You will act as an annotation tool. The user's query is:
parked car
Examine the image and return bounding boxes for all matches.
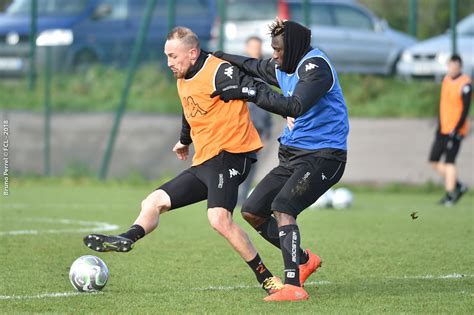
[0,0,216,77]
[397,13,474,80]
[209,0,416,75]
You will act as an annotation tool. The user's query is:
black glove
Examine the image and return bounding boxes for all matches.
[210,85,256,103]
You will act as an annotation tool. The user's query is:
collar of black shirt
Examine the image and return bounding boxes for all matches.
[184,50,209,80]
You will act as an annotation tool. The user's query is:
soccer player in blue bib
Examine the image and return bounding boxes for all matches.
[212,18,349,301]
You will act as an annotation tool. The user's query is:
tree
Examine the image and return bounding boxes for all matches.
[359,0,474,39]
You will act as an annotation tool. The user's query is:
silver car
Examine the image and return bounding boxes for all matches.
[397,13,474,80]
[209,0,416,75]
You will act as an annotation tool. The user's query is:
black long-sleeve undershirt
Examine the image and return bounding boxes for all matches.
[214,52,334,118]
[179,113,192,145]
[454,83,472,133]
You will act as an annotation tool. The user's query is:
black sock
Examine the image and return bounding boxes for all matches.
[300,249,309,265]
[246,253,273,284]
[119,224,145,242]
[255,216,281,248]
[279,224,301,286]
[255,217,308,264]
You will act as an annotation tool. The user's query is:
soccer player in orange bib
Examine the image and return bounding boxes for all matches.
[83,27,283,295]
[429,54,471,206]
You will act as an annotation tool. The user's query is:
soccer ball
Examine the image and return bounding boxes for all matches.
[331,188,353,209]
[69,255,109,292]
[310,188,334,209]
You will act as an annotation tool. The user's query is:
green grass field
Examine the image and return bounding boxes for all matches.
[1,180,473,314]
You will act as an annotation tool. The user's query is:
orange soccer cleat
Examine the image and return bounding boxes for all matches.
[299,249,322,286]
[263,284,309,302]
[262,276,284,295]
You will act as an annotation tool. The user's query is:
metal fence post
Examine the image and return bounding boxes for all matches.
[217,0,226,51]
[409,0,417,38]
[43,47,52,176]
[303,0,310,27]
[99,0,158,179]
[28,0,37,90]
[450,0,458,55]
[167,0,175,33]
[166,0,176,80]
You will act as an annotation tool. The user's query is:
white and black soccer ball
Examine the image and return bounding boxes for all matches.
[331,188,353,209]
[69,255,109,292]
[310,188,334,209]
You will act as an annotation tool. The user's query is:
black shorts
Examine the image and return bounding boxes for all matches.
[428,133,462,164]
[157,151,252,212]
[242,154,345,218]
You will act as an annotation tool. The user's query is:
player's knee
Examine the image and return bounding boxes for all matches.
[207,208,232,235]
[141,190,170,213]
[241,211,265,228]
[430,162,439,170]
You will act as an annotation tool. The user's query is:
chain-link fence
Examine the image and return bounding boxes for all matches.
[0,0,471,179]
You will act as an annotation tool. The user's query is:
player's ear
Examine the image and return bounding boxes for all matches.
[189,47,199,61]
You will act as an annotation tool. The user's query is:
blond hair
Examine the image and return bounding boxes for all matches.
[166,26,200,49]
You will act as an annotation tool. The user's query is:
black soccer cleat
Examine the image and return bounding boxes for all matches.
[452,183,469,204]
[438,193,453,206]
[83,234,134,252]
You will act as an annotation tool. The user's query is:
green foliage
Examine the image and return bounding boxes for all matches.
[340,74,442,117]
[0,64,181,114]
[359,0,474,39]
[1,65,448,117]
[1,180,473,313]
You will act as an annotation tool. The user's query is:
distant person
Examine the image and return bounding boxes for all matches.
[429,54,471,206]
[238,36,272,205]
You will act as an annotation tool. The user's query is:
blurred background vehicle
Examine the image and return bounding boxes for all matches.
[397,13,474,81]
[209,0,416,75]
[0,0,216,77]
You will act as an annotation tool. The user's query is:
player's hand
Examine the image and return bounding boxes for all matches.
[448,130,462,141]
[173,141,189,161]
[286,117,295,130]
[211,86,256,103]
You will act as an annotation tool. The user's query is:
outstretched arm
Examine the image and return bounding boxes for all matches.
[212,57,334,118]
[214,51,280,87]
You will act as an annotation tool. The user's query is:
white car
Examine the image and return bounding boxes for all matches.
[397,13,474,80]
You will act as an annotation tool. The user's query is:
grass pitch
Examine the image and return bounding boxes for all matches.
[1,179,473,314]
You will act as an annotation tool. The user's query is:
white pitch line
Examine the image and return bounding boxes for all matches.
[2,203,120,210]
[192,280,331,291]
[192,274,471,292]
[0,292,87,300]
[2,275,468,299]
[392,273,472,280]
[0,218,119,236]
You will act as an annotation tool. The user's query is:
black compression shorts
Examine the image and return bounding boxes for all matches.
[429,133,462,164]
[242,152,345,218]
[157,151,252,212]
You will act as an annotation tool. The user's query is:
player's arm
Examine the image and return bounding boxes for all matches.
[179,112,192,145]
[452,83,472,136]
[212,62,258,99]
[173,113,191,160]
[212,57,333,118]
[214,51,280,87]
